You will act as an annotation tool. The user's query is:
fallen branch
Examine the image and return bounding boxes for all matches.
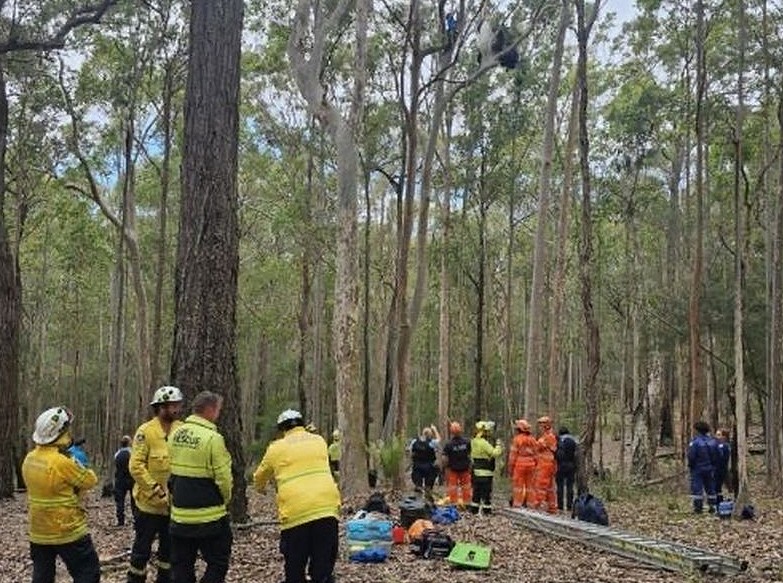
[99,550,131,565]
[640,471,687,488]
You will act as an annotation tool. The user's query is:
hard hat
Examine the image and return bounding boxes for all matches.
[332,429,341,440]
[516,419,531,432]
[277,409,303,425]
[449,421,462,435]
[150,386,184,406]
[537,415,552,426]
[32,407,73,445]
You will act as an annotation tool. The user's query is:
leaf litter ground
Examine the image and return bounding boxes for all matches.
[2,475,781,583]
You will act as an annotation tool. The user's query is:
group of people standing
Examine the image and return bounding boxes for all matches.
[407,416,578,516]
[21,389,341,583]
[688,421,731,514]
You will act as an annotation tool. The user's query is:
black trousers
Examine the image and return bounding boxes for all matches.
[115,480,136,526]
[411,463,437,490]
[170,518,233,583]
[470,475,493,513]
[556,470,575,511]
[279,517,338,583]
[128,510,171,583]
[31,535,100,583]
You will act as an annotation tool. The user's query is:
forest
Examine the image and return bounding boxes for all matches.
[0,0,783,580]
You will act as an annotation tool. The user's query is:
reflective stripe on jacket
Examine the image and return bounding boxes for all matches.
[169,415,233,525]
[22,434,98,545]
[130,417,183,515]
[254,427,340,530]
[470,436,502,478]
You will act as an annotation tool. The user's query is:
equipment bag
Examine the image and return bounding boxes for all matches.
[411,529,455,559]
[431,505,460,525]
[363,491,391,515]
[399,494,432,528]
[717,500,734,519]
[573,493,609,526]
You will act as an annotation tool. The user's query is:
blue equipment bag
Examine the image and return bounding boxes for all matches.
[573,493,609,526]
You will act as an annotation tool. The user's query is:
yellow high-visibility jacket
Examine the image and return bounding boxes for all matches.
[471,436,503,478]
[168,414,233,525]
[254,427,340,530]
[130,417,182,515]
[22,433,98,545]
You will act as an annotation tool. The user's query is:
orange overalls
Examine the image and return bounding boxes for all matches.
[508,432,537,507]
[533,430,558,513]
[443,436,472,505]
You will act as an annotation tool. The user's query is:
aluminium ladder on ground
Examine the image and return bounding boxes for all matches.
[501,507,748,576]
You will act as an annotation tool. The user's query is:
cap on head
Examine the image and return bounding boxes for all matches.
[32,407,73,445]
[449,421,462,436]
[150,386,184,406]
[537,416,552,427]
[277,409,304,430]
[515,419,531,433]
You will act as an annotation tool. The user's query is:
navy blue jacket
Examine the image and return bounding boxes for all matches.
[687,434,718,472]
[716,441,730,474]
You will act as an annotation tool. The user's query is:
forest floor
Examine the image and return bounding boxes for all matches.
[2,462,782,583]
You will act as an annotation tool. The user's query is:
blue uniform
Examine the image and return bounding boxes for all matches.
[687,434,718,512]
[715,440,731,501]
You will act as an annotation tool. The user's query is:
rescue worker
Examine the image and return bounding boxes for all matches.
[327,430,341,482]
[532,416,558,514]
[409,426,439,494]
[508,419,537,508]
[169,391,233,583]
[714,428,731,503]
[127,385,185,583]
[555,426,578,512]
[114,434,136,526]
[688,421,718,513]
[442,422,471,506]
[22,407,100,583]
[254,409,341,583]
[470,421,502,514]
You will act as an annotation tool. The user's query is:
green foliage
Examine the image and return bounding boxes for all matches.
[378,436,407,483]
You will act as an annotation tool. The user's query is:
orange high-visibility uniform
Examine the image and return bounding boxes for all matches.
[443,436,472,505]
[508,433,538,507]
[532,430,558,513]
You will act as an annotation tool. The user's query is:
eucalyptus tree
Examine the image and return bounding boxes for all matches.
[0,0,119,498]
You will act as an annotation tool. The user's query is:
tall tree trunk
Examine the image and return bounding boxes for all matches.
[575,0,601,492]
[152,62,175,388]
[0,67,20,497]
[688,0,707,429]
[524,0,569,418]
[547,81,579,413]
[437,114,453,436]
[172,0,247,520]
[733,0,750,514]
[769,80,783,489]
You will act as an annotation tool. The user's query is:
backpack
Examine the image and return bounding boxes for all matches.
[431,505,460,525]
[411,438,436,464]
[363,492,391,515]
[411,529,455,559]
[573,493,609,526]
[399,494,433,528]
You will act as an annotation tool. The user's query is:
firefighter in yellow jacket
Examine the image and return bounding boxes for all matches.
[169,391,233,583]
[470,421,503,515]
[254,409,341,583]
[127,386,184,583]
[23,407,100,583]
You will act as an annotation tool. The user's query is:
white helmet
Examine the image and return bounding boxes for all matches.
[150,385,184,406]
[32,407,73,445]
[277,409,303,425]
